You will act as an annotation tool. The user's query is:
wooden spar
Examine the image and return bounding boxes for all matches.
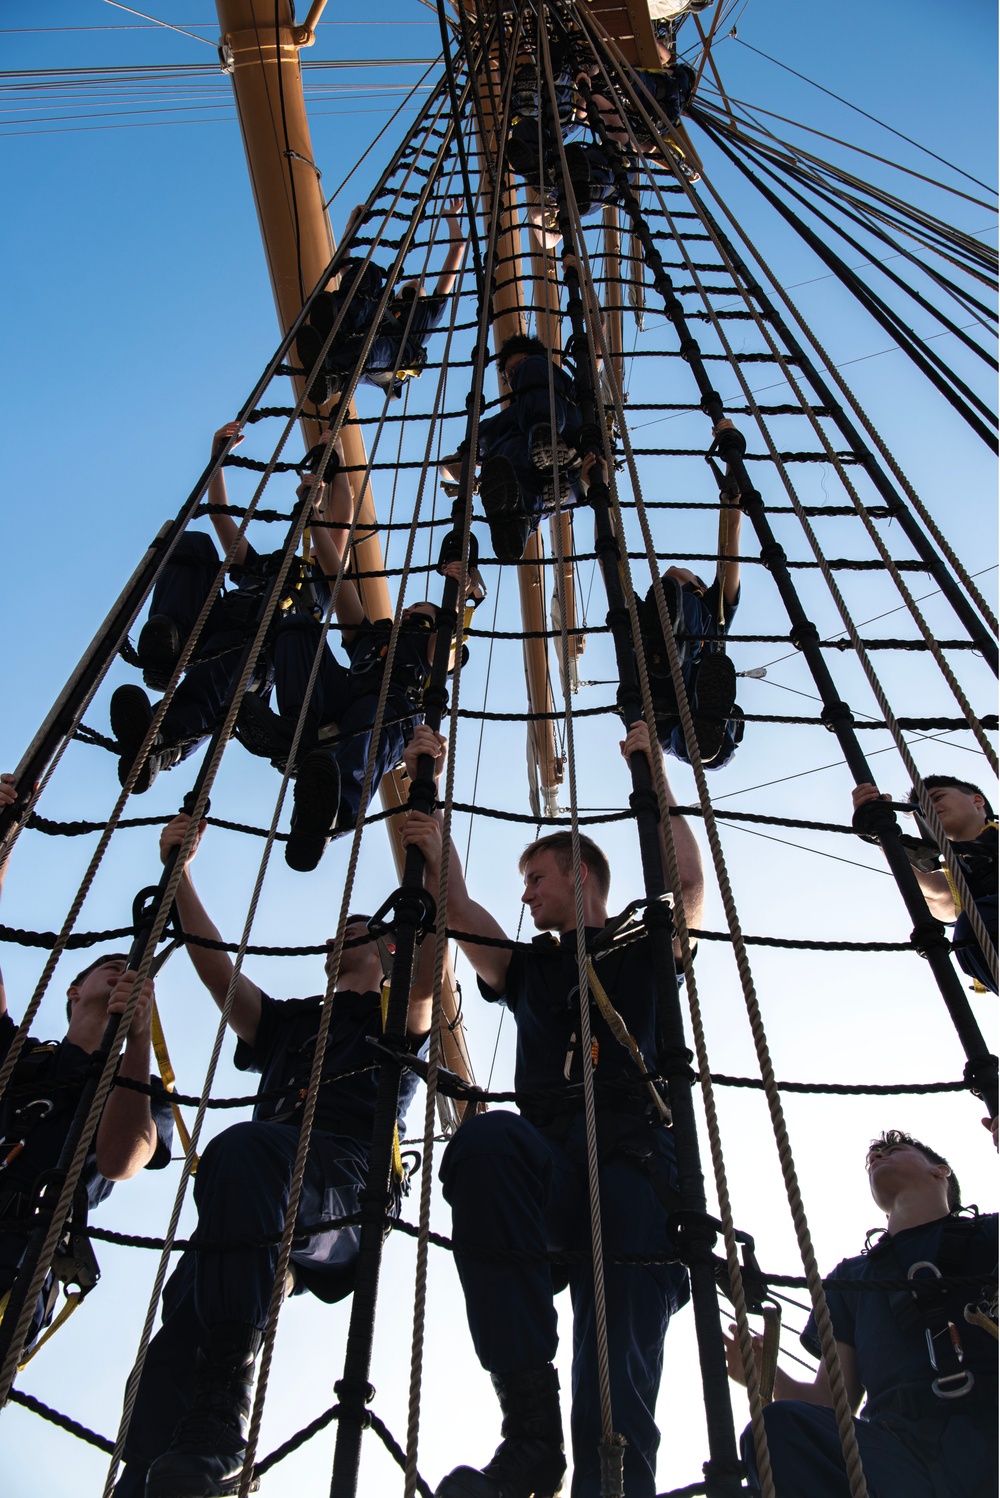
[581,1,706,176]
[603,205,626,393]
[476,67,566,817]
[214,0,475,1097]
[582,0,662,68]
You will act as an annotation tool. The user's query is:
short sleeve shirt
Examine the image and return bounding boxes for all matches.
[0,1011,173,1213]
[802,1213,999,1411]
[396,293,446,352]
[233,990,426,1141]
[477,926,679,1113]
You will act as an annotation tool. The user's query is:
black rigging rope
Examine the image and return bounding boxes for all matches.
[730,36,999,198]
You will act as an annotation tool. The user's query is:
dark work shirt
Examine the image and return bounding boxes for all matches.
[949,825,998,993]
[234,990,426,1142]
[346,615,434,715]
[392,292,446,350]
[802,1213,999,1413]
[230,543,332,623]
[0,1011,173,1215]
[478,926,678,1110]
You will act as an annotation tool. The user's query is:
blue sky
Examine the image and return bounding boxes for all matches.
[0,3,997,1495]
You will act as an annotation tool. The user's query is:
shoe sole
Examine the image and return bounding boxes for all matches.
[137,615,180,692]
[235,695,293,766]
[479,458,532,562]
[294,324,333,405]
[692,651,737,762]
[111,685,158,793]
[529,425,575,474]
[286,754,341,872]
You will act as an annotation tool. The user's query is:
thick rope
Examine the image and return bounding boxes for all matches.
[548,134,775,1492]
[688,149,998,639]
[651,182,998,987]
[401,10,518,1489]
[564,31,870,1493]
[236,122,470,1498]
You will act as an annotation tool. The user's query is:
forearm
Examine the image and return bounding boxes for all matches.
[658,781,705,928]
[433,239,465,299]
[914,867,956,922]
[95,1037,156,1180]
[772,1366,832,1405]
[207,468,248,567]
[173,871,236,1000]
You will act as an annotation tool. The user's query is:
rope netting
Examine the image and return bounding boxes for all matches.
[0,4,996,1497]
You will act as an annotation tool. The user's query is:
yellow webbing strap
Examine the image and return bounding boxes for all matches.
[0,1286,85,1371]
[758,1304,782,1405]
[380,983,405,1185]
[151,999,196,1170]
[965,1302,999,1340]
[585,958,670,1122]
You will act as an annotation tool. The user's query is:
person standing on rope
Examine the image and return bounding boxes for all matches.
[723,1129,998,1498]
[0,831,173,1357]
[399,723,703,1498]
[114,810,433,1498]
[112,425,452,872]
[441,334,585,563]
[294,197,466,405]
[852,776,998,995]
[580,433,744,769]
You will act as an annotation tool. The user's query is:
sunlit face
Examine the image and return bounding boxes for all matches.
[865,1140,947,1212]
[924,784,986,839]
[520,850,577,933]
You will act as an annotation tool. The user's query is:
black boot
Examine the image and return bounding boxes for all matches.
[435,1365,565,1498]
[479,455,532,564]
[638,572,688,678]
[285,750,342,871]
[691,650,737,763]
[144,1323,263,1498]
[137,614,181,691]
[294,322,343,406]
[111,684,180,794]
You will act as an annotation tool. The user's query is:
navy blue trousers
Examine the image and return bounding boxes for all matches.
[150,533,264,759]
[439,1110,688,1498]
[116,1120,366,1496]
[271,615,409,825]
[954,893,998,995]
[147,537,407,823]
[743,1399,996,1498]
[478,355,584,521]
[650,587,738,770]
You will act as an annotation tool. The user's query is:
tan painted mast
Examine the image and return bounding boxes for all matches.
[214,0,475,1098]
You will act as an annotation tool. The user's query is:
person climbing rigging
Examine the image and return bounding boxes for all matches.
[399,720,703,1498]
[295,197,466,405]
[852,775,998,995]
[580,423,744,769]
[114,810,433,1498]
[441,334,585,564]
[723,1129,998,1498]
[112,425,453,872]
[510,30,698,251]
[0,783,173,1357]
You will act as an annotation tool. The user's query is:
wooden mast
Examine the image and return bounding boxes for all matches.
[214,0,475,1096]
